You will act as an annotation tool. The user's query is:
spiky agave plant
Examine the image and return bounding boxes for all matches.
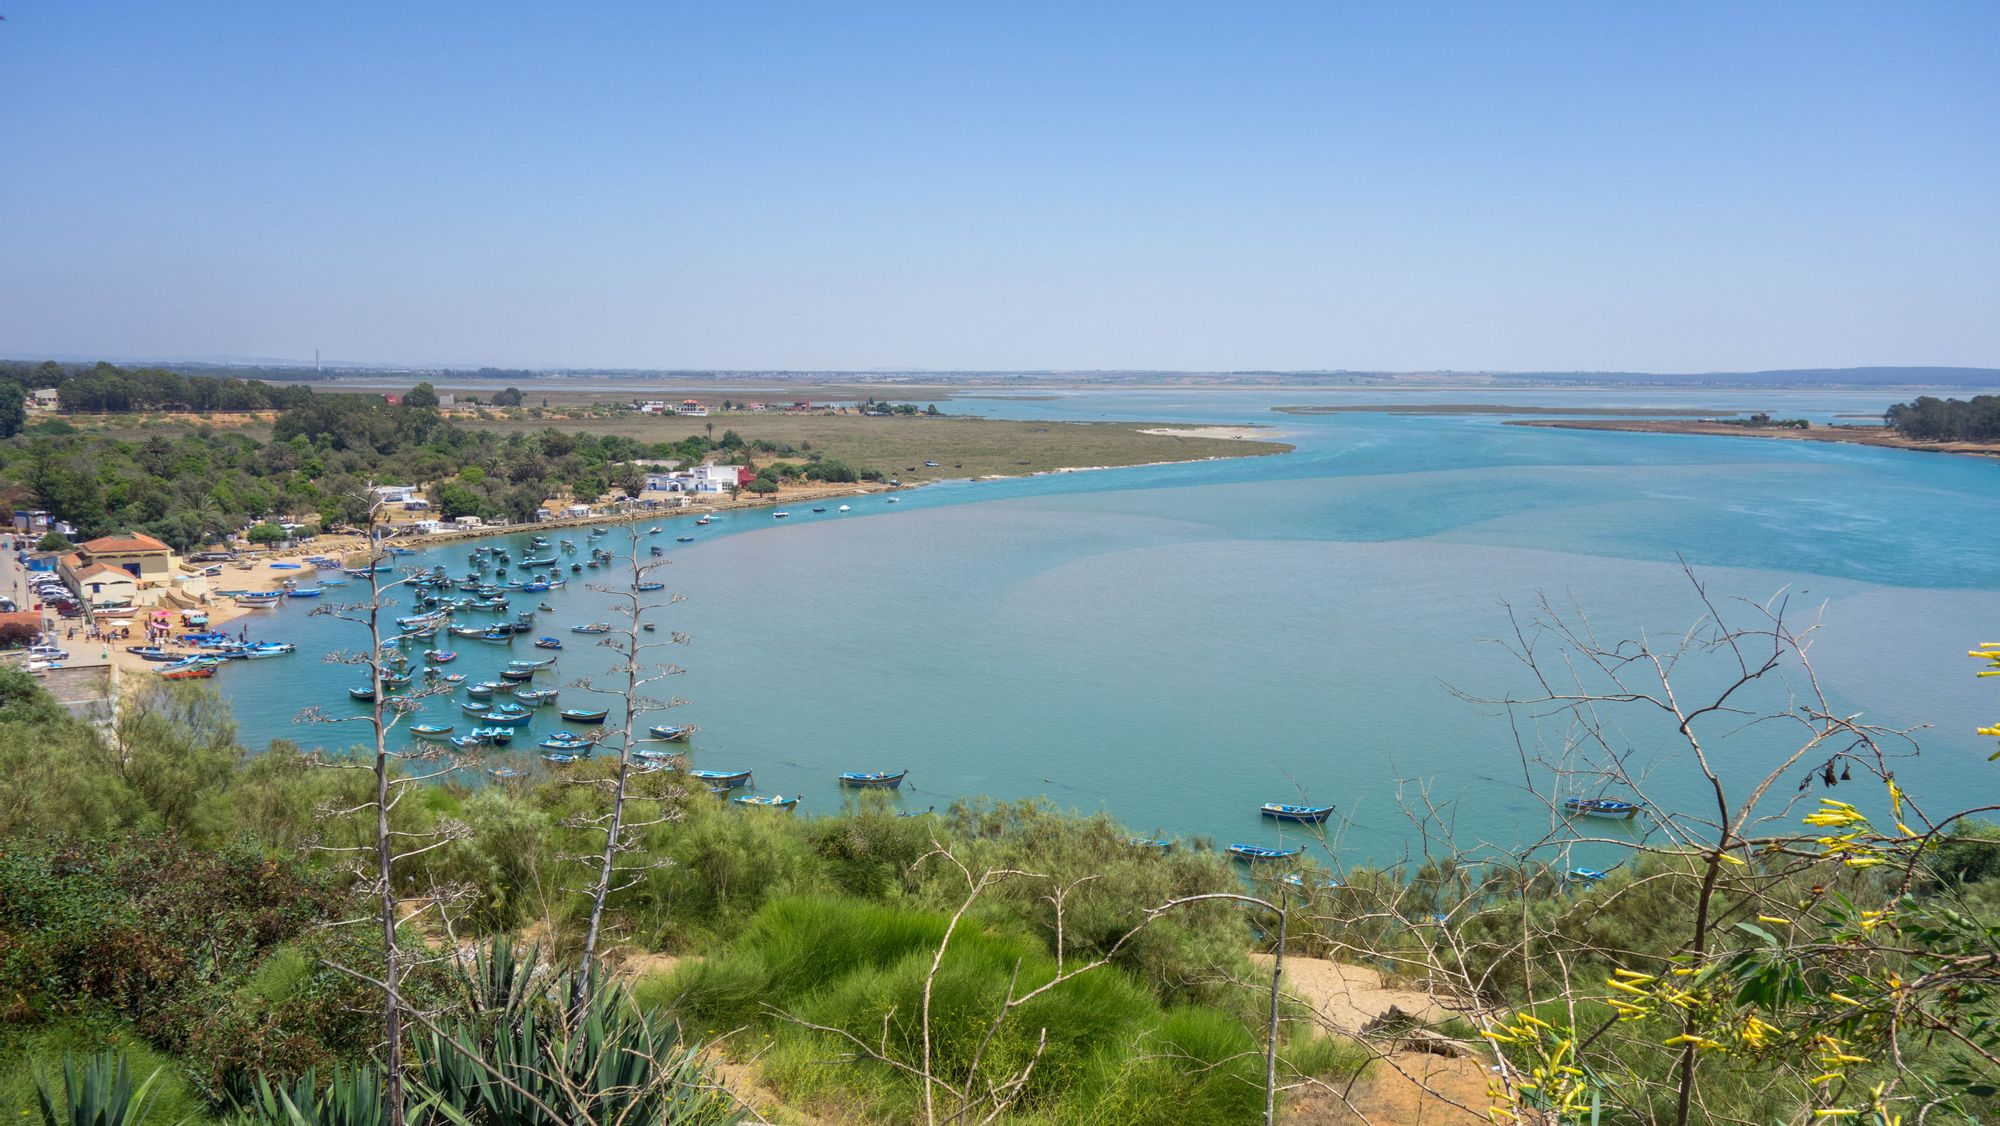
[233,1065,401,1126]
[417,940,741,1125]
[34,1052,169,1126]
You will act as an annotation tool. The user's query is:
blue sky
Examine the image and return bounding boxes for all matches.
[1,3,1995,371]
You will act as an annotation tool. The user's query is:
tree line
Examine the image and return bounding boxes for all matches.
[1885,394,2000,441]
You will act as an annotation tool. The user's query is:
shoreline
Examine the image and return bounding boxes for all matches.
[120,431,1293,677]
[1506,418,2000,460]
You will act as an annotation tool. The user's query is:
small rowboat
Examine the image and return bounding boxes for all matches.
[636,582,665,592]
[161,665,217,680]
[488,767,527,780]
[533,637,563,650]
[559,708,609,724]
[1568,867,1610,883]
[466,681,505,699]
[450,735,486,750]
[1562,797,1640,820]
[675,536,694,543]
[541,753,580,765]
[812,506,826,513]
[1226,844,1303,862]
[648,724,691,741]
[1260,803,1334,824]
[571,623,612,634]
[511,656,557,668]
[514,689,559,706]
[410,724,454,740]
[695,516,712,525]
[426,650,458,664]
[129,646,180,662]
[839,770,906,789]
[539,734,589,751]
[350,687,377,702]
[484,706,534,726]
[461,701,492,716]
[499,667,536,682]
[690,769,752,789]
[1129,837,1172,849]
[732,794,799,810]
[471,726,514,746]
[772,511,790,519]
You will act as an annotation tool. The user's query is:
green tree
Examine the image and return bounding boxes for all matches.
[36,531,71,552]
[403,382,440,409]
[247,522,288,546]
[0,383,26,438]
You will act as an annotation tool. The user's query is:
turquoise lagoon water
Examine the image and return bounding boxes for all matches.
[216,390,2000,869]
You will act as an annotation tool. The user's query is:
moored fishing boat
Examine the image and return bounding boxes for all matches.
[351,687,379,702]
[647,724,691,741]
[426,650,459,664]
[675,536,694,543]
[461,700,492,716]
[772,510,790,519]
[733,794,799,810]
[128,646,181,662]
[1562,797,1640,820]
[533,637,562,650]
[410,724,454,740]
[234,591,283,608]
[471,726,514,746]
[636,582,665,592]
[570,623,611,634]
[286,586,323,598]
[514,688,558,706]
[1226,844,1303,862]
[541,752,580,765]
[559,707,609,724]
[484,704,534,725]
[1260,803,1334,824]
[160,664,217,680]
[511,655,557,668]
[539,732,589,751]
[499,667,536,682]
[838,770,906,789]
[488,767,528,779]
[690,768,753,789]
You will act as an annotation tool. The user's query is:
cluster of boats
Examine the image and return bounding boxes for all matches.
[138,634,299,679]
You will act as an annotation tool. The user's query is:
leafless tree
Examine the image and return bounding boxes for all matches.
[293,493,480,1126]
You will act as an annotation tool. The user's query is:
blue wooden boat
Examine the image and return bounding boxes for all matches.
[461,700,492,716]
[426,650,458,664]
[450,734,486,750]
[514,688,558,706]
[471,726,514,746]
[286,586,323,598]
[637,582,665,592]
[559,707,609,724]
[410,723,454,740]
[675,536,694,543]
[1129,837,1172,849]
[839,770,906,789]
[539,733,589,751]
[1260,803,1334,824]
[571,623,612,634]
[1226,844,1303,862]
[648,724,692,741]
[533,637,563,650]
[1281,873,1344,890]
[511,656,557,669]
[484,705,534,725]
[1568,867,1610,883]
[541,752,580,765]
[499,667,536,682]
[128,646,180,662]
[1563,797,1640,820]
[690,769,752,789]
[732,794,799,811]
[466,681,505,699]
[350,687,377,702]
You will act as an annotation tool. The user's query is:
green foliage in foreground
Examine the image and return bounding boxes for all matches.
[645,895,1357,1125]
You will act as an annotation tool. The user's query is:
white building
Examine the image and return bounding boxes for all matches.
[692,464,743,493]
[372,485,420,504]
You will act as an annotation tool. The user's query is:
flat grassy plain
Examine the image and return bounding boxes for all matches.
[466,410,1293,480]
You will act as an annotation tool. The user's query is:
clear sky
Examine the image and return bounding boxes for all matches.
[1,3,1995,372]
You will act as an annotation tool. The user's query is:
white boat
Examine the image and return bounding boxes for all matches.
[773,511,791,519]
[837,504,850,512]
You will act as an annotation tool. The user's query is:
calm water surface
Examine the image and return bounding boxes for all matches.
[218,390,2000,869]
